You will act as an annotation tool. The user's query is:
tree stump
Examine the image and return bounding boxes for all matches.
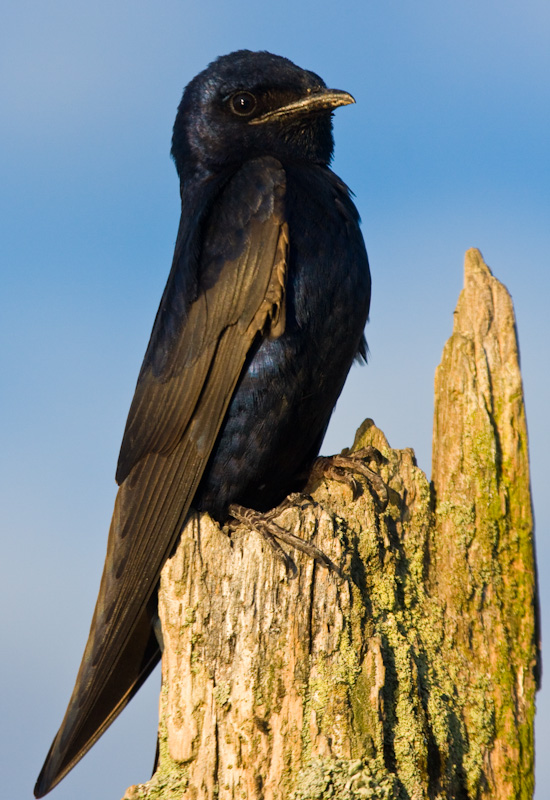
[124,249,539,800]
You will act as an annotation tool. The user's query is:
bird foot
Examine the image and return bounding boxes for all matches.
[308,445,389,509]
[228,502,336,577]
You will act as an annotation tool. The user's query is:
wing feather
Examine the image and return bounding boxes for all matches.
[116,157,287,482]
[35,157,288,797]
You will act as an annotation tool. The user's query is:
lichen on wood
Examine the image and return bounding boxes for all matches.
[430,248,539,798]
[124,250,539,800]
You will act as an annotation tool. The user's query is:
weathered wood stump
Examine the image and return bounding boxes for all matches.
[124,249,539,800]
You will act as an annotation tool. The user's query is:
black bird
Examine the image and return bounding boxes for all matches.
[35,50,371,797]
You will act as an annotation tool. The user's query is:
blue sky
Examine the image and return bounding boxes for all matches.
[1,2,548,798]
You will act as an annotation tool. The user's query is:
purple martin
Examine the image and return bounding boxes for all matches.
[35,50,371,796]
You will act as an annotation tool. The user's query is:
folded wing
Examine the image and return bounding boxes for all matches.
[35,156,289,797]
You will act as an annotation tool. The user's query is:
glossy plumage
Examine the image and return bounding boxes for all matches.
[35,50,371,797]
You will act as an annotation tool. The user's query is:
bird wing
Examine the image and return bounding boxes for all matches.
[35,156,288,797]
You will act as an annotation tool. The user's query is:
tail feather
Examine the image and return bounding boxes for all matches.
[34,607,160,798]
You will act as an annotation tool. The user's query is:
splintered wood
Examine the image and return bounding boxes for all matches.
[124,250,538,800]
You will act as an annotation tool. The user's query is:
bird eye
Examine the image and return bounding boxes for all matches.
[229,91,257,117]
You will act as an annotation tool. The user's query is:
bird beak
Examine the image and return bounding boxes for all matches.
[249,88,355,125]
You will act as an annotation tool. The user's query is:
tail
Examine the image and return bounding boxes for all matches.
[34,605,160,797]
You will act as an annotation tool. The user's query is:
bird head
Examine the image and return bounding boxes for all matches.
[171,50,354,182]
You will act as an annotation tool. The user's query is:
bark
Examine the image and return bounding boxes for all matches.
[124,249,539,800]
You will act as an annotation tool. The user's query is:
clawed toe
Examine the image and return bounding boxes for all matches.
[228,503,336,576]
[310,445,388,509]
